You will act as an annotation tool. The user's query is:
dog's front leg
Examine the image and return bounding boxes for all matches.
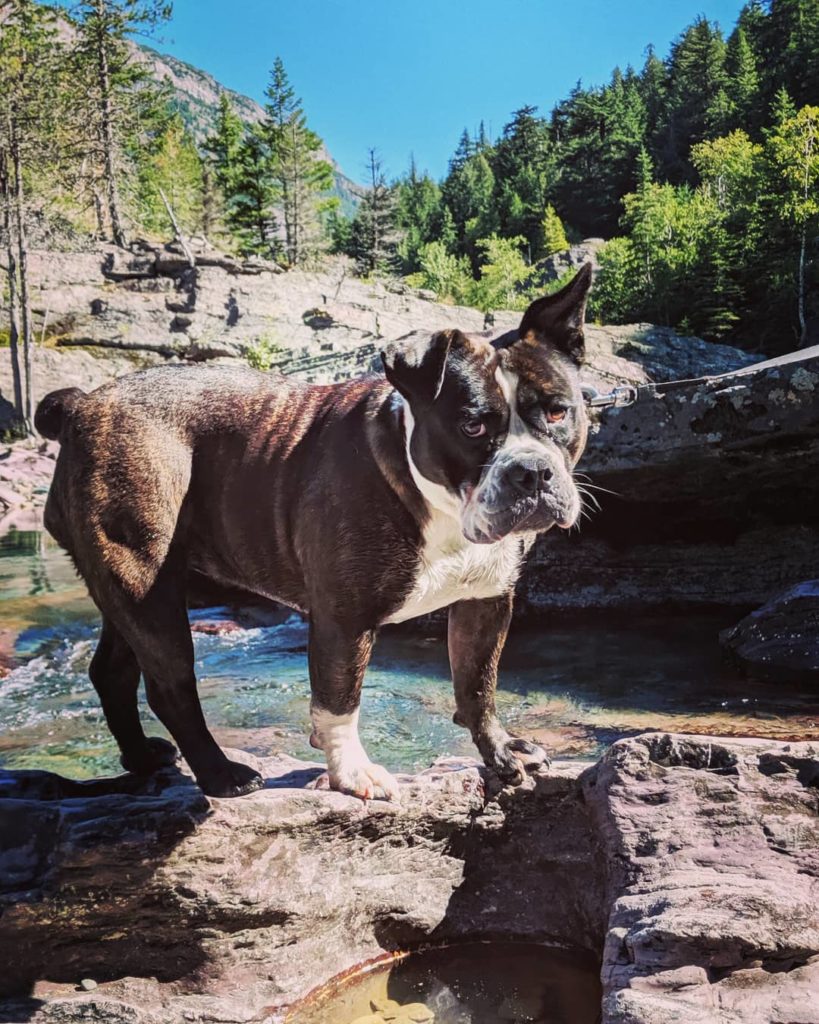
[448,593,549,784]
[308,616,400,801]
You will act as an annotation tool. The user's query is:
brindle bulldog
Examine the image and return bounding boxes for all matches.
[35,264,592,801]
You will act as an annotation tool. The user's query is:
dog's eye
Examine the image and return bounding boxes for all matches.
[546,406,568,424]
[461,419,487,438]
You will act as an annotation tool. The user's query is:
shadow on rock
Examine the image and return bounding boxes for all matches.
[0,763,210,1011]
[372,764,606,960]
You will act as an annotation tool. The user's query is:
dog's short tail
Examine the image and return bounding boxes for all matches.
[34,387,86,440]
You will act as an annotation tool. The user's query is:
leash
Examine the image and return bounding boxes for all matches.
[581,370,752,409]
[581,384,639,409]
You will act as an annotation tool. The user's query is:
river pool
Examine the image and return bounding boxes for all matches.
[1,530,817,780]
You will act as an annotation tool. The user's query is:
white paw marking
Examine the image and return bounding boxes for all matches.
[310,708,400,802]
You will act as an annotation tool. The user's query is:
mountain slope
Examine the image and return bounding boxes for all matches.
[138,44,361,215]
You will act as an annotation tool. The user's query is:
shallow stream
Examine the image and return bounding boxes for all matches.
[1,530,817,779]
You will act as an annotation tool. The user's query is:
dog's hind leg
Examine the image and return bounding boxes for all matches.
[89,617,178,776]
[94,545,263,799]
[308,616,400,802]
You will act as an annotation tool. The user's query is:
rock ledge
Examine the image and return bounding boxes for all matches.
[1,733,817,1023]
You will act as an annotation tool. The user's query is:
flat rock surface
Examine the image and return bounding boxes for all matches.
[0,734,816,1023]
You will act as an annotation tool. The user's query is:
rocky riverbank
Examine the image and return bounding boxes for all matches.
[1,733,816,1024]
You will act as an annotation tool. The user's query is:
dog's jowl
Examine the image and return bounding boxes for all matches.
[35,265,593,800]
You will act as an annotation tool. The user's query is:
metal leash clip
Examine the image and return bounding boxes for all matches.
[581,384,639,409]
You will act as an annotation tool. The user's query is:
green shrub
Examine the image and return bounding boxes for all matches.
[245,335,282,371]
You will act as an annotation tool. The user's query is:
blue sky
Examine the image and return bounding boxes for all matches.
[155,0,748,183]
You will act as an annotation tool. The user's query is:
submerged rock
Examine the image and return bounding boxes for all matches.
[0,734,816,1024]
[720,581,819,682]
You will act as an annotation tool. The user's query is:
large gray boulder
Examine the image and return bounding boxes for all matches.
[1,734,817,1024]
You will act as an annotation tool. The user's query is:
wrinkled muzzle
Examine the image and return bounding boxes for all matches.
[461,447,581,544]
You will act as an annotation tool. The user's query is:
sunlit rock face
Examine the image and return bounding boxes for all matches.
[0,733,817,1024]
[524,347,819,613]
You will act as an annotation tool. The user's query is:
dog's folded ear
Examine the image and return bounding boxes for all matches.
[518,262,593,366]
[381,329,456,403]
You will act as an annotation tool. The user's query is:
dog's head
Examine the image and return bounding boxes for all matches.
[382,264,592,544]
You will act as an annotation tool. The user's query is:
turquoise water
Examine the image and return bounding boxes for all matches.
[1,531,818,780]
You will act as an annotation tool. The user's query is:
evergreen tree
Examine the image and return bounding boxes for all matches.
[552,70,647,237]
[203,94,245,239]
[725,25,761,126]
[230,128,280,258]
[262,57,333,266]
[441,133,499,261]
[492,106,552,250]
[639,45,669,144]
[72,0,173,247]
[759,0,819,110]
[656,17,730,183]
[540,205,569,255]
[348,149,398,276]
[394,157,443,272]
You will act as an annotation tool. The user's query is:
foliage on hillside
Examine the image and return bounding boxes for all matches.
[334,0,819,353]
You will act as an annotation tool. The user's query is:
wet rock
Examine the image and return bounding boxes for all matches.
[720,581,819,682]
[0,735,816,1024]
[0,438,61,532]
[396,1004,433,1022]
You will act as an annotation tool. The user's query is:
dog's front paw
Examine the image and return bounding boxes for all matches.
[328,759,401,802]
[482,735,550,785]
[198,759,264,798]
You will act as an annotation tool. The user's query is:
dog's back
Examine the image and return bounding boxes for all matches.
[38,364,311,600]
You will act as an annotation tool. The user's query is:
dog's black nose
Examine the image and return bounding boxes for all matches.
[506,461,553,496]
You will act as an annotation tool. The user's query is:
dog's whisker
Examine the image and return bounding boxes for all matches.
[574,477,620,498]
[575,486,601,512]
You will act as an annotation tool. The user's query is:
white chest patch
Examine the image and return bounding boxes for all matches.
[384,512,525,624]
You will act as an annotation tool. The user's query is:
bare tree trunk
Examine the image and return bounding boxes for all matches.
[368,150,381,275]
[0,146,23,419]
[95,1,126,248]
[201,165,214,240]
[12,139,33,430]
[290,121,300,265]
[92,177,106,237]
[798,221,807,346]
[159,187,195,269]
[798,123,816,348]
